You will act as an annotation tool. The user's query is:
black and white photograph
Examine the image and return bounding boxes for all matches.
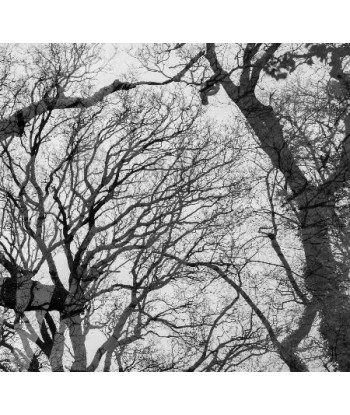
[1,4,349,413]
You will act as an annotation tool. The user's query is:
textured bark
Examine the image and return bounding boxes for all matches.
[242,100,350,370]
[238,86,350,371]
[205,43,350,370]
[66,315,87,372]
[49,320,66,372]
[299,198,350,371]
[28,354,40,372]
[280,302,318,371]
[103,350,113,372]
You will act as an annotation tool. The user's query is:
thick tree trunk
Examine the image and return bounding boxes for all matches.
[49,320,66,372]
[300,198,350,371]
[239,94,350,371]
[0,279,68,313]
[103,350,113,372]
[66,315,87,372]
[28,354,41,372]
[280,302,318,371]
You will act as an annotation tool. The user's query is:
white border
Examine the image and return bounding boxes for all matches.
[1,0,349,42]
[2,372,349,414]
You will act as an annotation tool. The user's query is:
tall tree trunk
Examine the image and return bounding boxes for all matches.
[104,350,113,372]
[66,314,87,372]
[239,94,350,371]
[28,354,41,372]
[49,320,66,372]
[300,198,350,371]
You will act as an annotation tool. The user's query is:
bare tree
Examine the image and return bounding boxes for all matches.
[0,44,253,371]
[136,43,350,371]
[4,43,350,372]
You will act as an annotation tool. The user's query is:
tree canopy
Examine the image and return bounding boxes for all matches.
[1,43,350,372]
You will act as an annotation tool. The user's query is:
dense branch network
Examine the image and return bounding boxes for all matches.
[1,43,350,371]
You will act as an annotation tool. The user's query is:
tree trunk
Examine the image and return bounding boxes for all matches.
[239,94,350,371]
[49,320,66,372]
[66,315,87,372]
[28,354,40,372]
[300,197,350,371]
[103,350,113,372]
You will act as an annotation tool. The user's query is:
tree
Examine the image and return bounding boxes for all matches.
[0,44,257,371]
[136,43,350,371]
[2,43,350,372]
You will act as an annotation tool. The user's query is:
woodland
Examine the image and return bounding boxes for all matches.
[0,43,350,372]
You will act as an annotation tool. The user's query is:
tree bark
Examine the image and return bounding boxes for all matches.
[66,315,87,372]
[205,42,350,369]
[103,350,113,372]
[0,278,68,313]
[299,198,350,371]
[49,320,66,372]
[238,89,350,371]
